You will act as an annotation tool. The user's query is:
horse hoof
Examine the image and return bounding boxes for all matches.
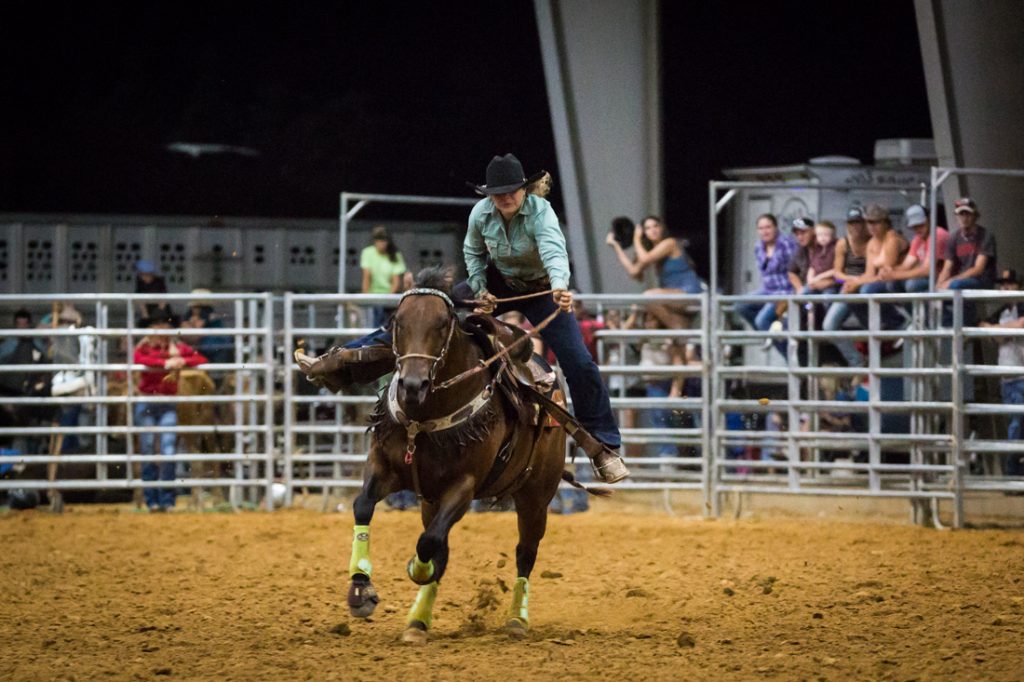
[402,622,428,645]
[347,578,379,619]
[503,618,528,638]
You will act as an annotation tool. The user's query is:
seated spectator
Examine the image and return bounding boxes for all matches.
[938,197,997,326]
[978,269,1024,478]
[880,204,949,293]
[736,213,797,338]
[637,313,682,468]
[40,303,92,454]
[784,217,815,297]
[135,259,172,321]
[806,221,838,293]
[606,215,703,327]
[0,309,46,392]
[825,205,908,366]
[134,312,207,512]
[180,289,233,364]
[823,208,871,367]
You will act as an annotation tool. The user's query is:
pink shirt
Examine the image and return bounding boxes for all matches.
[909,226,950,266]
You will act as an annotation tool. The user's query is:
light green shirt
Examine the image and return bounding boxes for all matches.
[360,246,406,293]
[463,194,571,295]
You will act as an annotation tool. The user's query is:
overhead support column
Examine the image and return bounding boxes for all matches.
[535,0,661,294]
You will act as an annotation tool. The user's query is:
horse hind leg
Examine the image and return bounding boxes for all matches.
[504,483,554,636]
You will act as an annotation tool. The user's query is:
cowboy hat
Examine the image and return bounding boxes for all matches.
[468,153,546,196]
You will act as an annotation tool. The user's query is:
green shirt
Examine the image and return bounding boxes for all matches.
[360,246,406,293]
[463,194,571,295]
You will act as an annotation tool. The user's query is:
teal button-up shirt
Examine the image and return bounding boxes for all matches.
[464,194,571,295]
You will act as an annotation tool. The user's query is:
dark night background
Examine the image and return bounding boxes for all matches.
[1,1,931,276]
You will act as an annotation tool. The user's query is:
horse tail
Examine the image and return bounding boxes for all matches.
[561,470,613,498]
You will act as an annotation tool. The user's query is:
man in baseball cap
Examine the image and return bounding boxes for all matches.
[938,197,996,324]
[879,204,950,293]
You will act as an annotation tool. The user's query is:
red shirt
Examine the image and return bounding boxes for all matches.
[909,226,950,268]
[134,341,207,395]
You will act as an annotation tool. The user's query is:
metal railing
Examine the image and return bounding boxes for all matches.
[3,289,1024,524]
[0,293,276,509]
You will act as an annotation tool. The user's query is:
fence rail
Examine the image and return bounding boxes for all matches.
[2,280,1024,524]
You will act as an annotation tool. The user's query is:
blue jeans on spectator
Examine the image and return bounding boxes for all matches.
[942,277,991,326]
[852,280,907,331]
[736,300,777,333]
[643,380,678,460]
[1002,378,1024,477]
[823,301,863,368]
[135,402,178,510]
[350,269,621,450]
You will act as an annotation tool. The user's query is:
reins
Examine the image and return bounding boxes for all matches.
[433,289,559,391]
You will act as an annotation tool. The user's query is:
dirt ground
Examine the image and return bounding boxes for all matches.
[2,499,1022,681]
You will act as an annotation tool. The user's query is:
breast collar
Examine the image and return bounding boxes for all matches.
[386,373,493,438]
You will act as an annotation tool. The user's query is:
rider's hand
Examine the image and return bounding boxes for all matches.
[474,291,497,315]
[553,289,573,313]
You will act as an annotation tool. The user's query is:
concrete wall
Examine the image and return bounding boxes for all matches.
[535,0,661,294]
[915,0,1024,271]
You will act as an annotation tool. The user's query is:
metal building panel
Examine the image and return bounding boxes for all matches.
[111,226,147,292]
[154,229,191,292]
[66,225,106,293]
[0,223,18,294]
[241,228,281,290]
[22,223,58,294]
[196,227,243,290]
[284,230,327,293]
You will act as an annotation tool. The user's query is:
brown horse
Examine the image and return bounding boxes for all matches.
[342,268,570,644]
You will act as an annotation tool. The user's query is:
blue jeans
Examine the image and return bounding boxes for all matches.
[852,280,907,330]
[351,271,621,449]
[135,402,178,510]
[736,300,777,332]
[942,277,991,326]
[823,301,863,368]
[643,381,678,459]
[1002,378,1024,477]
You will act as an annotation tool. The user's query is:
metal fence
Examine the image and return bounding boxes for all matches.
[3,289,1024,524]
[0,293,276,510]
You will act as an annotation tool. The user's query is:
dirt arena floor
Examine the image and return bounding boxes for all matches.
[2,499,1022,681]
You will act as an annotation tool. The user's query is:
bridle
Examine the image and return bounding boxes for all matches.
[392,288,458,389]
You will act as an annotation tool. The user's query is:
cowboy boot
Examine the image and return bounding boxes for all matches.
[591,449,630,484]
[294,346,395,392]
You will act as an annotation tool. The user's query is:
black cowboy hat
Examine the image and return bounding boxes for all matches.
[611,216,634,249]
[468,153,546,196]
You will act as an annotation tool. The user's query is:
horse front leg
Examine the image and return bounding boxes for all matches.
[347,448,398,619]
[403,475,475,644]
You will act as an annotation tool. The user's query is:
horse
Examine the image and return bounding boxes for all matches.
[341,267,574,644]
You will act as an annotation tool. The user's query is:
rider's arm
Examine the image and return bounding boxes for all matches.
[530,200,570,291]
[464,201,490,295]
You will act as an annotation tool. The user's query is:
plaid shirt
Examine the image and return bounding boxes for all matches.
[755,233,798,294]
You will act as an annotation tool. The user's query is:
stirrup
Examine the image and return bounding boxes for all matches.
[591,450,629,484]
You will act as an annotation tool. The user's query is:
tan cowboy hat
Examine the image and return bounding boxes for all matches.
[189,288,215,307]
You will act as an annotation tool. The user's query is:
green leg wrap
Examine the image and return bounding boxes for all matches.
[407,555,436,584]
[508,577,529,627]
[349,525,372,578]
[407,582,439,630]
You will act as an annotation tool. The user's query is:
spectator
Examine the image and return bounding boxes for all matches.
[938,197,997,326]
[134,259,171,321]
[180,289,233,364]
[40,303,93,454]
[605,215,703,370]
[736,213,798,335]
[978,269,1024,478]
[785,217,815,295]
[134,312,207,512]
[0,309,46,391]
[1,310,49,455]
[806,221,839,293]
[637,313,682,468]
[880,204,950,293]
[823,208,871,367]
[361,225,407,329]
[499,310,544,356]
[571,295,605,362]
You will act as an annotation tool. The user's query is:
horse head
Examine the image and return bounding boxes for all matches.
[392,268,458,407]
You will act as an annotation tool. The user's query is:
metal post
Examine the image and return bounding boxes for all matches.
[707,181,720,517]
[95,301,108,482]
[785,297,800,490]
[867,299,881,494]
[699,291,713,517]
[263,294,275,511]
[247,298,259,504]
[125,297,136,497]
[231,299,244,510]
[282,294,294,507]
[950,290,965,528]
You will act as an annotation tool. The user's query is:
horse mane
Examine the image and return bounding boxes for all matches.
[413,266,453,294]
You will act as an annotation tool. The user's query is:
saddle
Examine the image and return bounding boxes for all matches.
[460,314,559,410]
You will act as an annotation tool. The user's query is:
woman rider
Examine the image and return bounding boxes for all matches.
[296,153,628,484]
